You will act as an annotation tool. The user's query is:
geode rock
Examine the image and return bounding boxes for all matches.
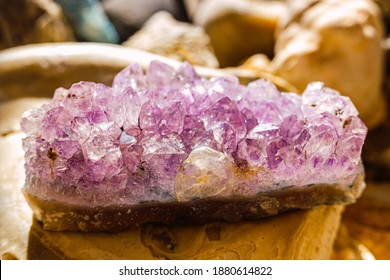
[124,11,219,68]
[21,61,367,232]
[0,0,75,50]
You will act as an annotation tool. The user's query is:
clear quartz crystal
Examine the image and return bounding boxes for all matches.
[175,147,235,201]
[21,61,367,205]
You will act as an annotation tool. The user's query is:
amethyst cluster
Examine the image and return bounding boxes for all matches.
[21,61,367,205]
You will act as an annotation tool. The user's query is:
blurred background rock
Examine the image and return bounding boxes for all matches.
[375,0,390,33]
[0,0,75,49]
[123,11,219,67]
[102,0,188,41]
[192,0,284,67]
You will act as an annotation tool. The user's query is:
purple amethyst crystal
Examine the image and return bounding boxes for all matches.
[21,61,367,205]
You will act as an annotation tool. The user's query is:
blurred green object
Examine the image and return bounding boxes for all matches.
[54,0,120,43]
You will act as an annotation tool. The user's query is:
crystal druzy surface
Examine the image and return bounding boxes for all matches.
[21,61,367,206]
